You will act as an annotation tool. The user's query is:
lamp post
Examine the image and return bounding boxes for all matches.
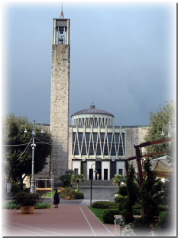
[30,123,36,193]
[90,163,97,206]
[24,120,44,193]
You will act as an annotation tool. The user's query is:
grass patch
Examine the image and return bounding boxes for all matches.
[159,211,168,218]
[88,206,107,223]
[35,202,51,209]
[43,191,55,197]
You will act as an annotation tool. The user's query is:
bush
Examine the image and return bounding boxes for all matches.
[11,184,21,195]
[114,195,120,203]
[59,170,74,187]
[60,187,76,198]
[114,194,128,203]
[92,201,119,209]
[119,186,128,196]
[74,192,84,199]
[103,209,119,224]
[4,201,51,209]
[132,216,152,234]
[155,211,170,231]
[35,203,51,209]
[4,202,21,209]
[133,203,142,215]
[114,194,128,212]
[13,191,41,206]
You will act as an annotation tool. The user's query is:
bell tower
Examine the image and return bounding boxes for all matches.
[50,10,70,185]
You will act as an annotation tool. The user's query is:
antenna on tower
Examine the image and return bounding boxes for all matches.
[60,2,64,18]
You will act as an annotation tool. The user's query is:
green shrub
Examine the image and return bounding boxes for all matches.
[114,195,120,203]
[155,211,170,231]
[60,187,75,198]
[119,186,128,196]
[132,216,152,234]
[114,194,128,203]
[92,201,119,209]
[4,201,51,209]
[74,192,84,199]
[103,209,119,224]
[35,203,51,209]
[4,202,21,209]
[133,203,142,215]
[114,194,128,212]
[11,184,21,194]
[13,191,40,206]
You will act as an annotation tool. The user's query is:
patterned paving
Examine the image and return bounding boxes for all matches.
[2,204,121,236]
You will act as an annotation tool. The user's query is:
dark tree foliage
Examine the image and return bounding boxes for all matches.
[141,159,163,225]
[3,114,52,189]
[59,170,74,187]
[121,164,140,224]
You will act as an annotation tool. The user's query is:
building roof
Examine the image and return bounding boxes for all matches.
[71,104,114,117]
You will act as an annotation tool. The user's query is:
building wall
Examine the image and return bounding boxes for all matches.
[36,124,148,182]
[50,44,70,185]
[125,126,149,158]
[70,125,149,180]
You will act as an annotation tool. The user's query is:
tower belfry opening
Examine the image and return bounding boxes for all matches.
[52,3,69,45]
[53,19,70,45]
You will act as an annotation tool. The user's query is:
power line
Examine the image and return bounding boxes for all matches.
[16,138,33,166]
[35,138,53,145]
[3,142,31,147]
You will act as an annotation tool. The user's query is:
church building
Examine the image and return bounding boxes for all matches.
[36,12,149,186]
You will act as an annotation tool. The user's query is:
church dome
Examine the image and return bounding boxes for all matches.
[71,104,114,127]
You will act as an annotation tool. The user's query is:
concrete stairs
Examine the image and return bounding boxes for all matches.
[73,180,117,188]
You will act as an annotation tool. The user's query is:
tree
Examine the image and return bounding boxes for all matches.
[121,164,140,224]
[144,102,175,158]
[141,159,163,225]
[59,170,74,187]
[71,174,85,191]
[112,174,126,191]
[3,114,52,190]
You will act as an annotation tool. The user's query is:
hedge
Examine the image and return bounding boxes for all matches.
[92,201,119,209]
[74,192,84,199]
[35,203,51,209]
[103,209,120,224]
[4,202,51,209]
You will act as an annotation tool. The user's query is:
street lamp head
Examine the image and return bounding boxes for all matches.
[32,130,36,136]
[41,128,44,134]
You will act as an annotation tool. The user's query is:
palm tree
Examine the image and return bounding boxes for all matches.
[112,174,126,191]
[71,174,85,191]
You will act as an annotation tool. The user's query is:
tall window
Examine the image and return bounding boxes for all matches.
[118,169,123,175]
[74,168,78,174]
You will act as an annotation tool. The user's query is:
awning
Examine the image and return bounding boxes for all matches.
[130,156,173,178]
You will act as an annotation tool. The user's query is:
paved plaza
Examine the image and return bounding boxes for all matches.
[3,204,121,237]
[2,187,121,237]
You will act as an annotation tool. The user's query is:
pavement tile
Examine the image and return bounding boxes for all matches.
[2,204,119,236]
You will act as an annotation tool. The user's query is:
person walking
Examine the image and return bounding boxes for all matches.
[53,189,60,208]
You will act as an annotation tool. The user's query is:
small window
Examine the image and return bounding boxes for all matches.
[118,169,123,175]
[74,168,78,174]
